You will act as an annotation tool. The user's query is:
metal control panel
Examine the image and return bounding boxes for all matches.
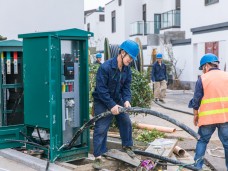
[61,40,80,144]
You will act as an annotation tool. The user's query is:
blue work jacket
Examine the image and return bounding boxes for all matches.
[188,68,219,110]
[151,61,167,82]
[92,57,132,110]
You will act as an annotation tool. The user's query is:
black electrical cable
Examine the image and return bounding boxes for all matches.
[133,150,199,171]
[65,107,199,150]
[36,126,45,145]
[65,110,113,149]
[5,139,45,148]
[5,139,50,170]
[12,91,24,115]
[45,148,50,171]
[153,100,193,115]
[125,107,199,140]
[45,161,50,171]
[19,131,34,143]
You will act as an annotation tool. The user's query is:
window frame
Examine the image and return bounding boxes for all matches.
[118,0,122,6]
[142,4,146,21]
[205,0,219,6]
[111,11,116,33]
[99,14,105,22]
[176,0,180,10]
[87,23,90,32]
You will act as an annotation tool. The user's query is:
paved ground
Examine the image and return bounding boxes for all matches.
[0,156,36,171]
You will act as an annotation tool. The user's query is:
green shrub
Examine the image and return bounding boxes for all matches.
[136,129,165,143]
[89,64,100,103]
[131,68,153,108]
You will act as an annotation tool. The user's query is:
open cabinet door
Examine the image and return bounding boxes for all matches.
[0,124,25,149]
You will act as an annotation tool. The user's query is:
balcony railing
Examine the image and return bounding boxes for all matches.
[161,10,180,29]
[130,10,180,36]
[130,21,154,36]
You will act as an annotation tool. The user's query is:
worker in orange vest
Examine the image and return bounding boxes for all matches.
[189,53,228,169]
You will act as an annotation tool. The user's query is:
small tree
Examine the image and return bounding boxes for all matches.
[162,43,185,80]
[0,35,7,41]
[159,37,186,88]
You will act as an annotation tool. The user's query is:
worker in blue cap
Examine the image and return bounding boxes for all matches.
[189,53,228,170]
[151,53,167,103]
[92,40,139,169]
[94,53,102,64]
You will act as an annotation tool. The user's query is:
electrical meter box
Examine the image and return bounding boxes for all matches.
[0,29,93,162]
[0,40,23,126]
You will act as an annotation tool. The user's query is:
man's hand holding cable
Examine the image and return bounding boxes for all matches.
[111,105,122,115]
[124,101,131,108]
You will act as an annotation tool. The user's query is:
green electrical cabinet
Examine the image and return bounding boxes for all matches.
[0,40,23,126]
[0,28,93,162]
[0,40,24,149]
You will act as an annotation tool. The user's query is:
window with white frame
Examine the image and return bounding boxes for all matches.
[111,11,116,33]
[87,23,90,32]
[99,14,105,22]
[118,0,122,6]
[205,0,219,6]
[176,0,180,10]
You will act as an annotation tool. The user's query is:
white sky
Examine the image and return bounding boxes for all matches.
[84,0,111,10]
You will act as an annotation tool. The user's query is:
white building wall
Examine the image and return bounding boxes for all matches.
[105,0,125,44]
[171,0,228,89]
[0,0,84,40]
[124,0,142,39]
[173,45,194,82]
[182,0,228,38]
[85,12,105,51]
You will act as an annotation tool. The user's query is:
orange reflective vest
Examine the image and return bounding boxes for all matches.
[198,70,228,126]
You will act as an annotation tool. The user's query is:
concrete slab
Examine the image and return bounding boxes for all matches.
[0,156,36,171]
[0,149,71,171]
[104,149,141,167]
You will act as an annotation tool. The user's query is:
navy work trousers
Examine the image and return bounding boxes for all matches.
[93,100,133,157]
[194,122,228,169]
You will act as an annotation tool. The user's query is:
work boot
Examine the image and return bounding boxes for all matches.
[93,158,103,170]
[122,146,136,158]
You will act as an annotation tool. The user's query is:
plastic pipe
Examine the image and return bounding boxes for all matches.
[134,122,176,133]
[174,146,186,157]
